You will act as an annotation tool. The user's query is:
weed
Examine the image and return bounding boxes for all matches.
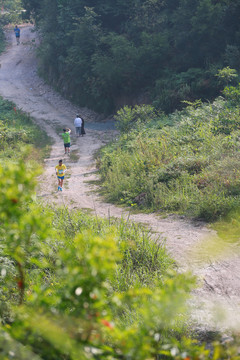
[69,149,79,162]
[49,206,173,291]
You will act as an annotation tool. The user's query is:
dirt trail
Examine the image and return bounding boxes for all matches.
[0,25,240,332]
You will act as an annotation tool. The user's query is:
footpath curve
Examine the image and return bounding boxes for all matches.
[0,25,240,332]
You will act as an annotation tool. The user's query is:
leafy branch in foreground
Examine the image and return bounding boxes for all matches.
[0,160,239,359]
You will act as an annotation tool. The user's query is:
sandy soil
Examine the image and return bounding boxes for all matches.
[0,25,240,332]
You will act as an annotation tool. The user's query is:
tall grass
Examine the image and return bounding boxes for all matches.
[99,99,240,221]
[0,97,52,164]
[51,206,174,292]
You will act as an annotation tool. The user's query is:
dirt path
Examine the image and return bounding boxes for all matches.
[0,25,240,332]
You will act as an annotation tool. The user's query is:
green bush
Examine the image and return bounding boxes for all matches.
[0,0,25,26]
[115,104,159,133]
[51,207,173,291]
[223,83,240,106]
[0,97,51,163]
[99,96,240,221]
[1,160,239,359]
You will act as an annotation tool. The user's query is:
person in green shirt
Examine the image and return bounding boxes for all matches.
[62,128,71,154]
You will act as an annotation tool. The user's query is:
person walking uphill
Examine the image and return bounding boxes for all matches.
[74,115,82,137]
[14,25,20,45]
[55,159,66,191]
[62,128,71,154]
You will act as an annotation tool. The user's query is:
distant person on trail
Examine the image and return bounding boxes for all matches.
[81,116,86,136]
[55,159,66,191]
[74,115,82,137]
[14,25,20,45]
[62,128,71,154]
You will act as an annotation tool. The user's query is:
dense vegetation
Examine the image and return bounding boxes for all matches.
[0,97,50,162]
[0,0,25,25]
[22,0,240,113]
[1,163,240,359]
[98,84,240,221]
[0,98,237,359]
[0,99,226,359]
[0,4,240,357]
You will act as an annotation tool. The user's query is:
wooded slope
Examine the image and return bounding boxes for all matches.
[23,0,240,113]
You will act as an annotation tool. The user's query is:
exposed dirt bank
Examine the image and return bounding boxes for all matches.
[0,25,239,332]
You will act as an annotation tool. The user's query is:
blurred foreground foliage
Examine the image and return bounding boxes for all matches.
[0,160,240,359]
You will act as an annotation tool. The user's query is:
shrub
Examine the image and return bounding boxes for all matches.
[0,160,220,360]
[223,83,240,106]
[0,153,239,359]
[0,97,51,163]
[115,104,158,133]
[99,98,240,221]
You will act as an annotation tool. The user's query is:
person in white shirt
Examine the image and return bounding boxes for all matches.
[74,115,82,137]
